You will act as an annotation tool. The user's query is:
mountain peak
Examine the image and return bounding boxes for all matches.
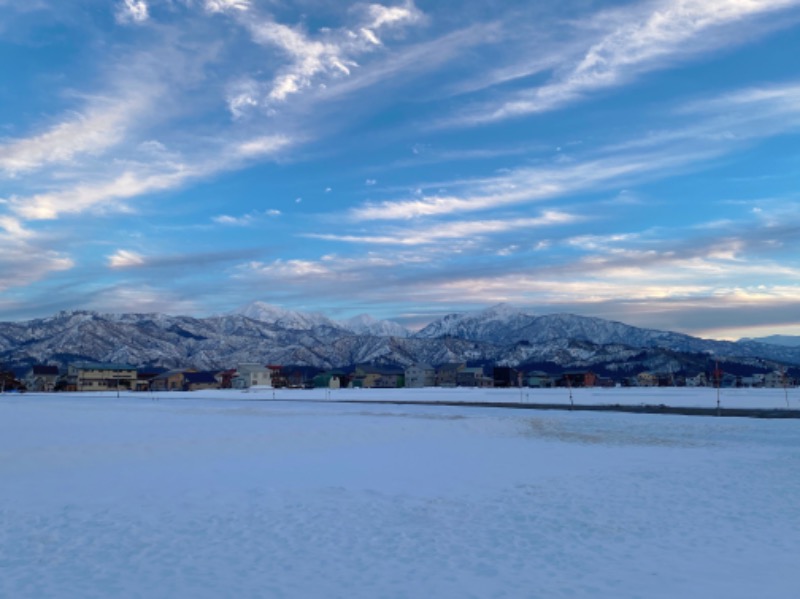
[480,303,529,319]
[342,314,409,337]
[232,301,336,330]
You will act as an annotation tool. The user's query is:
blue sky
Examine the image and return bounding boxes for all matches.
[1,0,800,339]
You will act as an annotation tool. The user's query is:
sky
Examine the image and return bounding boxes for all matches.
[1,0,800,340]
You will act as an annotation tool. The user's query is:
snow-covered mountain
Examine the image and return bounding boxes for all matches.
[415,304,800,363]
[414,304,535,342]
[235,302,409,337]
[340,314,410,338]
[232,301,338,330]
[416,304,706,351]
[1,304,798,372]
[740,335,800,348]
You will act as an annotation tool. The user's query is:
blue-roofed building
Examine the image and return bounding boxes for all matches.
[182,371,221,391]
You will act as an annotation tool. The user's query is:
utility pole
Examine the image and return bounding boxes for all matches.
[566,374,574,410]
[782,367,790,409]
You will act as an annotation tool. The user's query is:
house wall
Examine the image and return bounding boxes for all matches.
[233,365,273,389]
[69,366,137,392]
[405,366,435,388]
[26,374,59,392]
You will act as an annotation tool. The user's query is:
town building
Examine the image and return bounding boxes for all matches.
[150,369,195,392]
[232,364,273,389]
[66,362,138,392]
[24,365,60,392]
[405,364,436,388]
[525,371,554,388]
[456,366,493,387]
[183,371,221,391]
[436,363,465,387]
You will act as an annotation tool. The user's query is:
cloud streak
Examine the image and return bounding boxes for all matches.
[0,85,158,177]
[310,211,580,245]
[5,133,291,221]
[451,0,800,125]
[351,150,710,220]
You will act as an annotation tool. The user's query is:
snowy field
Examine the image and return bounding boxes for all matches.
[2,391,799,598]
[30,384,800,409]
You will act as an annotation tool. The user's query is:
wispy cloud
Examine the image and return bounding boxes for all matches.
[309,211,580,245]
[213,208,281,226]
[6,133,291,221]
[450,0,800,125]
[351,150,709,220]
[108,249,146,268]
[606,81,800,153]
[9,168,194,220]
[0,85,158,176]
[0,218,73,292]
[84,284,201,316]
[205,0,251,14]
[221,1,426,114]
[352,77,800,222]
[107,247,263,271]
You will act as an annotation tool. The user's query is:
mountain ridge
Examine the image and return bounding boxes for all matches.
[1,304,799,374]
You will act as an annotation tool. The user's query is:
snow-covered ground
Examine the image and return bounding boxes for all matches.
[2,392,799,598]
[36,384,800,409]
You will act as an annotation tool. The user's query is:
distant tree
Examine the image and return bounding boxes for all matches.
[0,371,25,392]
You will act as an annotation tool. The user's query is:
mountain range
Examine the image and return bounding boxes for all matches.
[1,302,799,376]
[740,335,800,348]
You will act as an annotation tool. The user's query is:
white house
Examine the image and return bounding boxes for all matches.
[232,364,272,389]
[24,365,60,392]
[764,371,790,388]
[685,373,708,387]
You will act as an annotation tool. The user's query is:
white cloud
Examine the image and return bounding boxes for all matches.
[360,27,381,45]
[214,214,251,226]
[350,150,698,220]
[220,2,426,110]
[108,249,147,268]
[365,1,423,29]
[226,79,261,119]
[359,0,424,43]
[681,81,800,116]
[116,0,149,24]
[0,216,33,240]
[214,208,281,225]
[310,211,580,245]
[10,168,194,220]
[242,259,332,278]
[246,19,359,102]
[352,77,800,222]
[0,90,155,176]
[6,132,291,222]
[0,223,74,292]
[235,135,292,157]
[205,0,250,13]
